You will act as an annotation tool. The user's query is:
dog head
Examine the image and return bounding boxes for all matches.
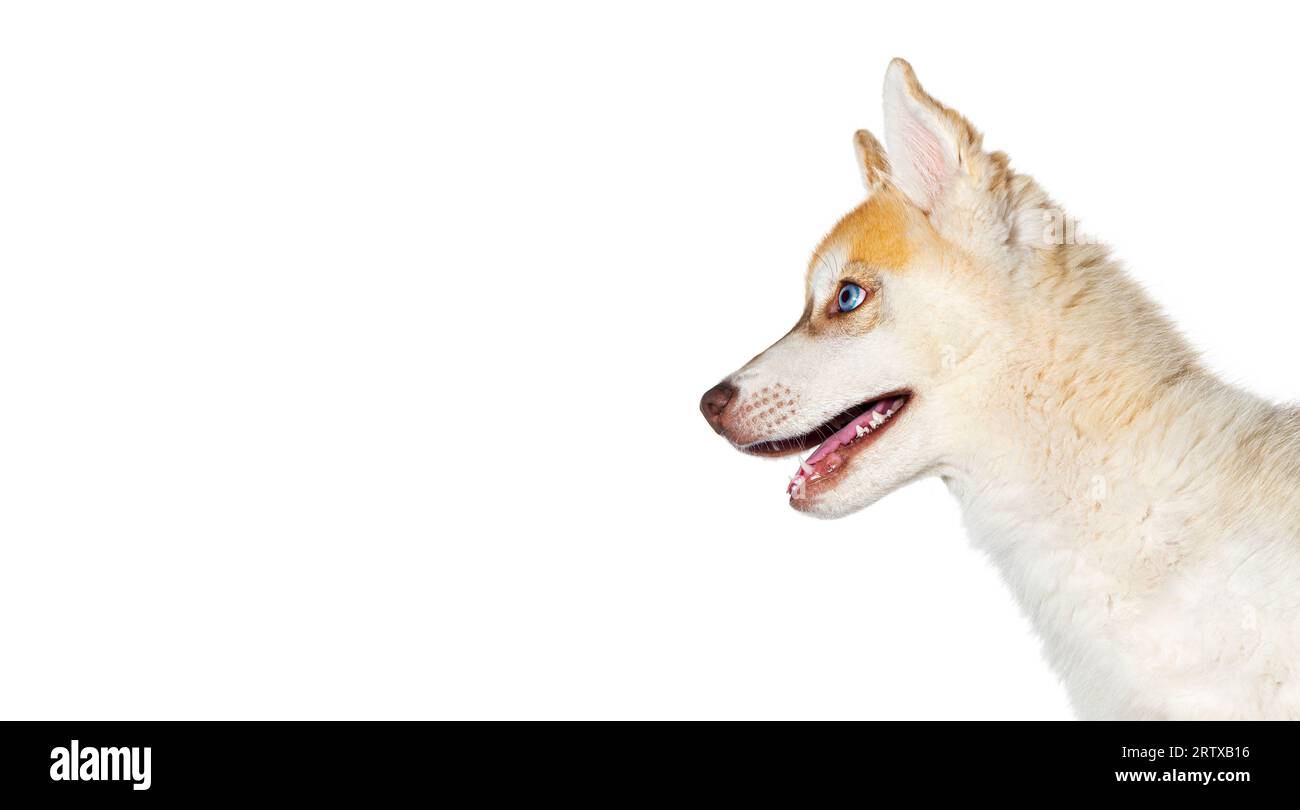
[701,59,1039,518]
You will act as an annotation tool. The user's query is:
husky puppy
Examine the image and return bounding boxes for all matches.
[700,59,1300,719]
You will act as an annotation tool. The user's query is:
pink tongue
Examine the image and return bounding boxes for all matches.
[788,397,905,490]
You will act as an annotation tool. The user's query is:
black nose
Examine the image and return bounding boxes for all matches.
[699,381,737,434]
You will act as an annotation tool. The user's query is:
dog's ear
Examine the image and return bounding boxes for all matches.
[852,129,890,193]
[881,58,980,213]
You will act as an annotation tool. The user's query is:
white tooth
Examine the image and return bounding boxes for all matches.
[869,413,885,428]
[799,458,815,476]
[855,424,868,438]
[884,409,894,418]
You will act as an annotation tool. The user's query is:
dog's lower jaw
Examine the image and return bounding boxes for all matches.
[788,400,937,519]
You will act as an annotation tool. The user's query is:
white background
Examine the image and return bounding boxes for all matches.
[2,2,1297,719]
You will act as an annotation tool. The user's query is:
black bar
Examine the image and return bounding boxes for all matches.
[0,721,1290,799]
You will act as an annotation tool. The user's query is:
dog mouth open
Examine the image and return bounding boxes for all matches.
[741,391,911,498]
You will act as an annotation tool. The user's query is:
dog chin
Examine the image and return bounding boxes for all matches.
[789,473,893,519]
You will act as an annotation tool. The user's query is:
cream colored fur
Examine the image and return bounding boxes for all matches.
[710,60,1300,719]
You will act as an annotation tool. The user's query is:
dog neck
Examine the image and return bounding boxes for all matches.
[934,241,1286,711]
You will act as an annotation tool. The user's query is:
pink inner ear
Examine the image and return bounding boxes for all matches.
[902,116,950,207]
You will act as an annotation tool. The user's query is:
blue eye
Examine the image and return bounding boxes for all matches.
[837,283,867,312]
